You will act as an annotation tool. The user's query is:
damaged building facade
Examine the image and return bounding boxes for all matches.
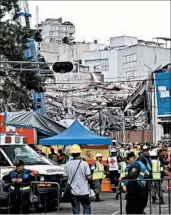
[42,61,153,142]
[40,37,170,143]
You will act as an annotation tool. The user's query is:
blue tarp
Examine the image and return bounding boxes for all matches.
[39,120,111,145]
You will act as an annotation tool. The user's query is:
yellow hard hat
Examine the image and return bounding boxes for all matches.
[69,144,82,154]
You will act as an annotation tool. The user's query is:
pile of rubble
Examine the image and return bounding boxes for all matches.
[44,69,151,135]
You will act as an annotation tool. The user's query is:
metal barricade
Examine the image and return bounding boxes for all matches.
[31,181,60,214]
[0,181,11,214]
[119,178,171,214]
[0,181,60,214]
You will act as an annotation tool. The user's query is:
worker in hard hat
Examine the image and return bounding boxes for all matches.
[150,150,164,204]
[107,148,120,197]
[91,153,105,202]
[64,144,91,214]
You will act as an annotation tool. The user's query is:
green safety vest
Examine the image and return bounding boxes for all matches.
[92,161,104,180]
[152,159,161,179]
[120,161,127,178]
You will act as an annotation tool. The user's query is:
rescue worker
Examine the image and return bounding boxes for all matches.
[119,152,136,200]
[139,145,152,212]
[48,146,57,161]
[64,144,91,214]
[124,158,148,214]
[91,153,105,202]
[107,148,119,193]
[150,151,164,204]
[3,160,34,214]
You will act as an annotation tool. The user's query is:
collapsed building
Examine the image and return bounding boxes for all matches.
[0,52,153,137]
[44,68,151,135]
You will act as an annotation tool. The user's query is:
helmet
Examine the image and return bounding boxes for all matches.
[142,145,149,151]
[69,144,82,154]
[95,153,103,158]
[150,151,157,157]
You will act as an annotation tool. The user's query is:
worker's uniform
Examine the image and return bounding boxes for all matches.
[124,160,148,214]
[91,161,104,199]
[120,161,127,179]
[120,149,127,160]
[139,155,152,210]
[107,155,119,191]
[117,161,128,200]
[151,158,164,203]
[3,169,34,214]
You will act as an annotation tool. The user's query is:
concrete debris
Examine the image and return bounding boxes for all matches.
[44,69,151,135]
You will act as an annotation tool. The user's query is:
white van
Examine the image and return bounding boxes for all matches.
[0,133,66,209]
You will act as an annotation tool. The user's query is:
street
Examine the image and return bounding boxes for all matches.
[44,191,170,214]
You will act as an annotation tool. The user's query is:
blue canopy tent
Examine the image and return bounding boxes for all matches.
[39,120,111,145]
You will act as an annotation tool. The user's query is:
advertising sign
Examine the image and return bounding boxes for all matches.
[154,71,171,116]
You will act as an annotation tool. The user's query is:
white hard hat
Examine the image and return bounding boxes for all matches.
[142,145,149,150]
[111,148,117,153]
[150,151,157,157]
[95,153,103,158]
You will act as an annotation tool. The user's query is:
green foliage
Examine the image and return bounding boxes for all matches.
[0,0,44,111]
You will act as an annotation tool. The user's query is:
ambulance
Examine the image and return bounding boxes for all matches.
[0,132,66,210]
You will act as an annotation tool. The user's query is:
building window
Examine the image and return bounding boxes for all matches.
[123,53,137,71]
[123,53,137,63]
[85,58,109,71]
[126,70,136,79]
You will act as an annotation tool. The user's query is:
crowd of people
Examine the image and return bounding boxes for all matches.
[62,141,171,214]
[3,141,171,214]
[106,141,171,214]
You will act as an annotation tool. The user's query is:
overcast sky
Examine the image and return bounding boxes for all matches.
[28,1,170,43]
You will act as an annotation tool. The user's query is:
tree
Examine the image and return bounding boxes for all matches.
[0,0,44,112]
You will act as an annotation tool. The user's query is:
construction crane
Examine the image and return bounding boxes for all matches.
[17,1,47,115]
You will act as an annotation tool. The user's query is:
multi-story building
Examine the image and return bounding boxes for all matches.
[81,36,171,81]
[118,38,171,81]
[41,41,107,64]
[82,49,118,80]
[41,18,75,44]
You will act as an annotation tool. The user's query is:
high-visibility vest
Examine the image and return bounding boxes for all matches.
[120,161,127,178]
[10,170,31,193]
[92,161,104,180]
[152,159,161,179]
[10,185,30,193]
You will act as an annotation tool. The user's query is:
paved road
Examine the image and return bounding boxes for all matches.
[49,191,170,214]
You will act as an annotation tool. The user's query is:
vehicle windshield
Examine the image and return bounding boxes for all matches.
[1,145,49,165]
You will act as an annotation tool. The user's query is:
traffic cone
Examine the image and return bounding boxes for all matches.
[101,179,112,192]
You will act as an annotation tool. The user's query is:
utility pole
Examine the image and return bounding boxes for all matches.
[122,111,126,144]
[99,110,101,135]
